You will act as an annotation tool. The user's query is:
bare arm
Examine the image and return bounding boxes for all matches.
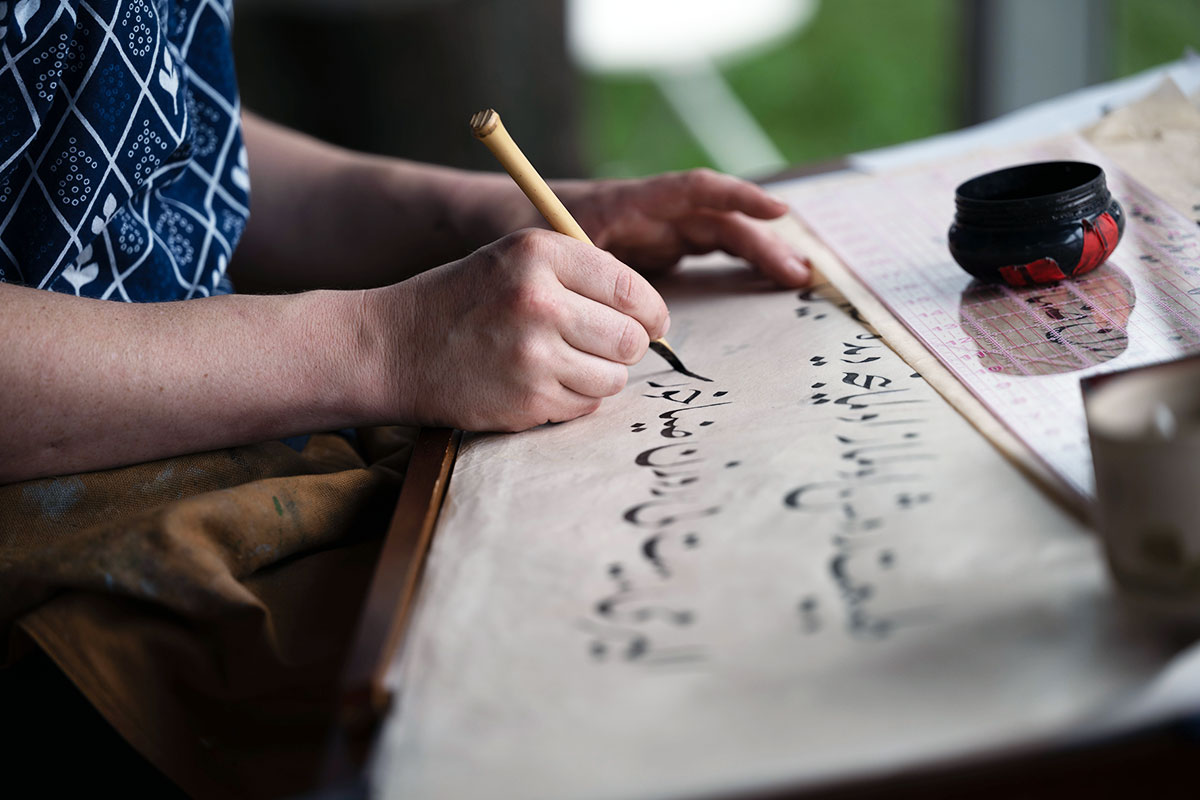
[233,113,810,293]
[0,281,373,482]
[232,112,522,291]
[0,232,668,484]
[3,117,799,483]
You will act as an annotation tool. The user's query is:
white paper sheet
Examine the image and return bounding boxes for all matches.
[781,136,1200,506]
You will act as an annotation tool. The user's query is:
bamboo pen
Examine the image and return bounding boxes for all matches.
[470,108,708,382]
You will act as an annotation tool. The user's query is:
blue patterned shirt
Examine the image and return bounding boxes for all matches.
[0,0,248,301]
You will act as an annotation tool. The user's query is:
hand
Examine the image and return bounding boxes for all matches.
[552,168,811,287]
[372,228,669,432]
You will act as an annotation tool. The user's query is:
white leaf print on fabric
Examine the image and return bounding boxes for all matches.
[13,0,39,43]
[62,244,99,294]
[0,0,248,301]
[230,145,249,193]
[90,193,117,234]
[158,47,179,113]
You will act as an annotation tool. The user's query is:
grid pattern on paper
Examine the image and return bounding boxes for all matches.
[784,136,1200,503]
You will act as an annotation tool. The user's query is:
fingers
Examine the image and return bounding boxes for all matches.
[507,344,622,429]
[555,344,630,399]
[557,291,651,365]
[646,168,789,220]
[677,210,811,288]
[546,390,603,424]
[484,326,618,430]
[496,379,603,430]
[591,171,809,284]
[553,242,670,340]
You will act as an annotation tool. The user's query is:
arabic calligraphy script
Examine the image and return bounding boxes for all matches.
[580,285,942,667]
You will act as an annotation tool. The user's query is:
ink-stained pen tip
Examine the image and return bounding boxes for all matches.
[649,339,711,382]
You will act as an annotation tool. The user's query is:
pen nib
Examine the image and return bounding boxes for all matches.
[649,339,710,382]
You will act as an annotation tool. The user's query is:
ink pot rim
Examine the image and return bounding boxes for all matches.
[953,161,1108,230]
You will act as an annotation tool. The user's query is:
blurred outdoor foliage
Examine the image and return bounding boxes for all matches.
[581,0,1200,177]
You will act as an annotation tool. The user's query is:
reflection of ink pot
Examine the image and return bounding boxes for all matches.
[958,263,1134,376]
[1084,356,1200,624]
[949,161,1124,287]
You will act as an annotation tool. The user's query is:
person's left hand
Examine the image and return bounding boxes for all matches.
[549,168,811,288]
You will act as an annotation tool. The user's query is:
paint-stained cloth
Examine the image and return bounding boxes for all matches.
[0,426,415,798]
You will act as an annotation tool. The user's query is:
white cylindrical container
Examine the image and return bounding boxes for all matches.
[1085,356,1200,621]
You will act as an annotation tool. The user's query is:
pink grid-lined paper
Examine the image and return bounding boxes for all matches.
[783,136,1200,505]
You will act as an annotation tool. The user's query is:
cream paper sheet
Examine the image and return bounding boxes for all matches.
[779,135,1200,510]
[773,80,1200,517]
[1084,78,1200,226]
[369,258,1178,800]
[369,77,1200,800]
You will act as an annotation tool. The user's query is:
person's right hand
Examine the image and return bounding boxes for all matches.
[365,228,670,432]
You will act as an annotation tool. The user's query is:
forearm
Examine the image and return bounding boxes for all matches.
[233,112,526,291]
[0,283,386,483]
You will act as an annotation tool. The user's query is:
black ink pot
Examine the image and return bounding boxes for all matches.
[948,161,1124,287]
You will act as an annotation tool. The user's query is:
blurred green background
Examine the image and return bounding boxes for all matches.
[234,0,1199,180]
[582,0,1200,177]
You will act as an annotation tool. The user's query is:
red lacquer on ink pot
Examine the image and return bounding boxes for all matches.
[948,161,1124,287]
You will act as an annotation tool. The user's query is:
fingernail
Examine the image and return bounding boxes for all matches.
[786,256,812,281]
[661,314,671,339]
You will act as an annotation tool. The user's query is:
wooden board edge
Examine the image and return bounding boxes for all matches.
[338,426,462,727]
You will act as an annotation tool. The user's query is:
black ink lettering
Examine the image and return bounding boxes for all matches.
[623,499,721,528]
[607,562,632,593]
[658,401,731,439]
[840,342,880,364]
[896,493,932,509]
[642,535,668,576]
[651,473,700,489]
[838,413,879,423]
[842,372,893,390]
[841,441,920,461]
[595,592,695,626]
[798,595,821,633]
[644,388,702,404]
[833,389,922,411]
[635,444,702,468]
